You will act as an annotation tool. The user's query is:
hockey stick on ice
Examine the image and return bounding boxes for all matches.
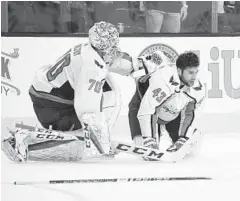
[111,141,170,161]
[26,131,168,161]
[14,124,174,161]
[13,176,212,185]
[28,139,169,161]
[15,123,165,160]
[112,129,204,162]
[26,130,169,161]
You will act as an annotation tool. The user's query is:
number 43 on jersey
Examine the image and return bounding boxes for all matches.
[152,88,167,103]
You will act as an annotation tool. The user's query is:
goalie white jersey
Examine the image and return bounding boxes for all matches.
[30,43,109,116]
[137,65,205,138]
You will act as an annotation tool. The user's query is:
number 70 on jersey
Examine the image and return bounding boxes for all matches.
[88,79,104,93]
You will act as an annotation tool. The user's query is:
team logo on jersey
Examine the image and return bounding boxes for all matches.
[1,49,21,96]
[139,43,179,65]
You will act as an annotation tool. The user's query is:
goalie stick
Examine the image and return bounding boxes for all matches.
[13,123,191,162]
[111,136,196,162]
[28,140,171,161]
[13,176,212,185]
[111,141,169,161]
[21,125,168,161]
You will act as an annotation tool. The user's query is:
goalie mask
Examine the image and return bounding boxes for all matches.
[89,21,120,62]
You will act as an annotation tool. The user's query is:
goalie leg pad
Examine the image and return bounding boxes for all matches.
[2,124,85,162]
[81,113,111,154]
[27,129,85,162]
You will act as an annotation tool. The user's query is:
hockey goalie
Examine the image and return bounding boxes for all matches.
[1,20,157,163]
[1,21,139,162]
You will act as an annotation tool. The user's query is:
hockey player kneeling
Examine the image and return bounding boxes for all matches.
[128,51,205,162]
[1,21,142,163]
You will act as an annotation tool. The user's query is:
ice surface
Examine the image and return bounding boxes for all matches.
[1,118,240,201]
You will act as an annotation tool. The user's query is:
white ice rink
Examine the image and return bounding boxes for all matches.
[1,118,240,201]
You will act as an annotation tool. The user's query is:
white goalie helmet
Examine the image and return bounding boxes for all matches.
[89,21,120,58]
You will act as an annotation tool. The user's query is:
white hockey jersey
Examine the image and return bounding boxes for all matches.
[137,65,205,138]
[30,43,110,117]
[30,43,134,127]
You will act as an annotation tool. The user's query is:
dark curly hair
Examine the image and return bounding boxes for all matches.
[176,51,200,70]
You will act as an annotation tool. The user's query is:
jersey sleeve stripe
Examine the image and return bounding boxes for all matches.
[151,114,158,139]
[181,110,195,137]
[29,86,74,105]
[180,92,197,136]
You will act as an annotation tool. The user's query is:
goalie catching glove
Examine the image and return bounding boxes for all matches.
[109,50,169,78]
